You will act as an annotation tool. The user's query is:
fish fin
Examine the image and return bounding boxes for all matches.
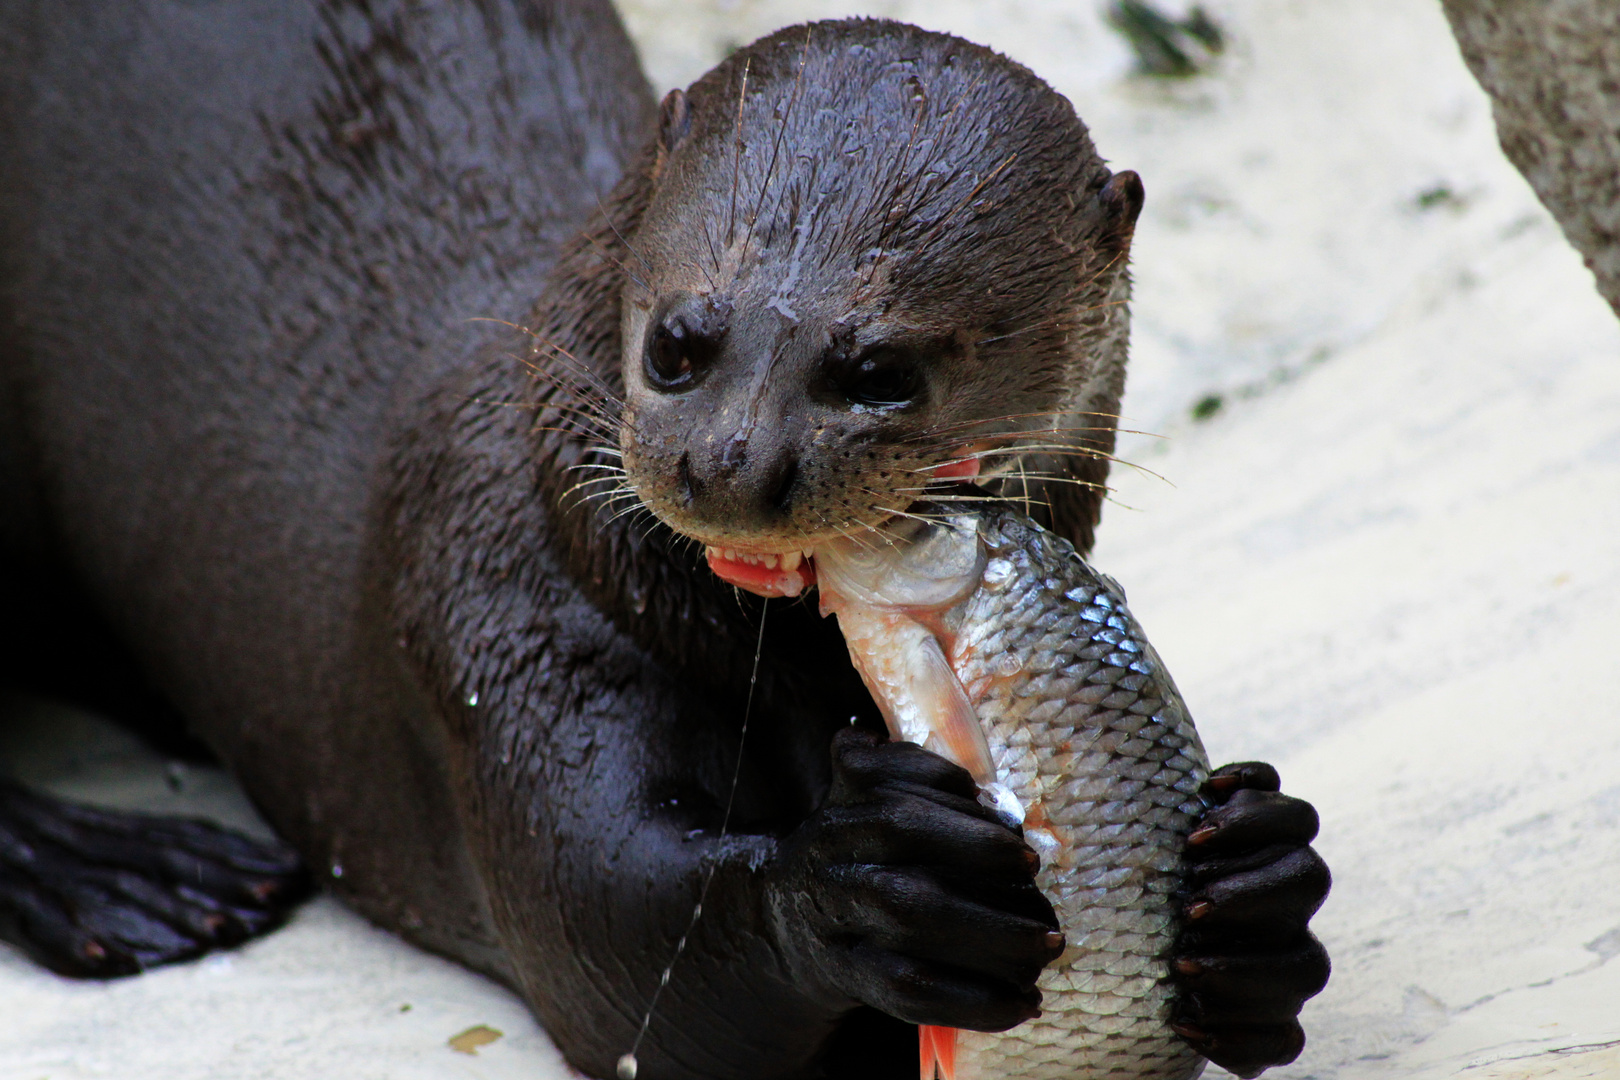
[913,636,996,785]
[919,1024,958,1080]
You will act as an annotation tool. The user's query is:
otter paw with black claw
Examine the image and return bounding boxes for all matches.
[0,779,312,977]
[768,728,1063,1032]
[1170,761,1331,1076]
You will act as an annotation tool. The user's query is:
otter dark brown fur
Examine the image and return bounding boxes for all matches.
[0,4,1329,1079]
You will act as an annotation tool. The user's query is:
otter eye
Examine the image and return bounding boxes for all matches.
[644,315,714,392]
[840,348,923,408]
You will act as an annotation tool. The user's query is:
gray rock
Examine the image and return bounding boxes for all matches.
[1443,0,1620,322]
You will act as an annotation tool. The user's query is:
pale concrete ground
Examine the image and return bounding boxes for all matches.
[3,0,1618,1077]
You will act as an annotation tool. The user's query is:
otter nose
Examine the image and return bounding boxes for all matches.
[687,430,799,525]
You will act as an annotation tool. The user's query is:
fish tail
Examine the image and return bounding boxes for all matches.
[919,1024,958,1080]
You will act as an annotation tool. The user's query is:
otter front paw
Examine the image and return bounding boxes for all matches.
[1170,762,1331,1078]
[769,728,1062,1032]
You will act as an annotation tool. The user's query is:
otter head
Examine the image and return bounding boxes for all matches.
[616,20,1143,596]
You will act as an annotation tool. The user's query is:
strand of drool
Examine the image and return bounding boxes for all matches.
[617,600,770,1080]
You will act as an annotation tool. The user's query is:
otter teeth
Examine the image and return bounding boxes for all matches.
[703,547,807,572]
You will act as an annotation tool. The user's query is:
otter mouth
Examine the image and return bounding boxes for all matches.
[697,454,988,599]
[703,547,817,598]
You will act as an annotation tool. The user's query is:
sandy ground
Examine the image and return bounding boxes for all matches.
[4,0,1618,1077]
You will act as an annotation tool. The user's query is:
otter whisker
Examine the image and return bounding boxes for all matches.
[529,410,621,440]
[742,26,814,264]
[632,513,671,547]
[531,405,624,444]
[561,474,629,500]
[857,91,933,283]
[911,152,1018,257]
[583,227,650,293]
[563,469,625,492]
[872,505,956,530]
[470,318,614,387]
[1016,456,1035,518]
[805,506,881,556]
[603,498,657,530]
[572,489,640,512]
[929,440,1141,467]
[964,443,1165,479]
[459,394,539,410]
[827,519,890,556]
[528,393,624,437]
[547,400,623,429]
[594,192,656,282]
[529,358,627,412]
[901,408,1138,442]
[563,459,627,475]
[531,424,621,448]
[968,252,1132,347]
[971,297,1127,348]
[726,58,752,247]
[898,445,1114,477]
[906,425,1121,444]
[501,321,629,409]
[910,426,1162,448]
[564,478,638,508]
[909,443,1105,463]
[893,474,1112,496]
[530,401,623,428]
[703,218,725,280]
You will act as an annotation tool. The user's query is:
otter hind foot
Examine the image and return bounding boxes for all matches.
[0,779,310,977]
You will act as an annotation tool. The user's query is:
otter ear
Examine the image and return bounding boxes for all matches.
[658,88,692,155]
[1097,169,1145,252]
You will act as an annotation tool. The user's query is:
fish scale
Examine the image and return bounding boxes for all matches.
[815,509,1209,1080]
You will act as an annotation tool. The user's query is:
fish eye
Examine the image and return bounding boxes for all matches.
[838,347,924,408]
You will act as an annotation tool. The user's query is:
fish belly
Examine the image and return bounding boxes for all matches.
[948,515,1209,1080]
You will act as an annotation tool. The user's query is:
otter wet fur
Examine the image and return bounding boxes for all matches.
[0,4,1330,1079]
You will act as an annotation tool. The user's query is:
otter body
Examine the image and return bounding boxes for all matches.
[0,5,1329,1078]
[1,0,657,984]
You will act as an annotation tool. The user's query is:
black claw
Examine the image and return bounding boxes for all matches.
[1200,762,1282,803]
[1188,789,1320,854]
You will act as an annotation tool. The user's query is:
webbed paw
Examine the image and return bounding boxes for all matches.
[0,779,311,976]
[1170,761,1331,1078]
[769,728,1062,1032]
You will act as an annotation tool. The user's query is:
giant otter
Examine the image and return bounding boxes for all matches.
[0,4,1329,1078]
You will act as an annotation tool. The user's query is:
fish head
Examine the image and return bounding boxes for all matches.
[813,514,985,618]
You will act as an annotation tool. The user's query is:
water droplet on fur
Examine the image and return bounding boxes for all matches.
[330,862,344,879]
[466,691,479,707]
[616,1053,638,1079]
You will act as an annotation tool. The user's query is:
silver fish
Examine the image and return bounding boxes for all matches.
[815,508,1209,1080]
